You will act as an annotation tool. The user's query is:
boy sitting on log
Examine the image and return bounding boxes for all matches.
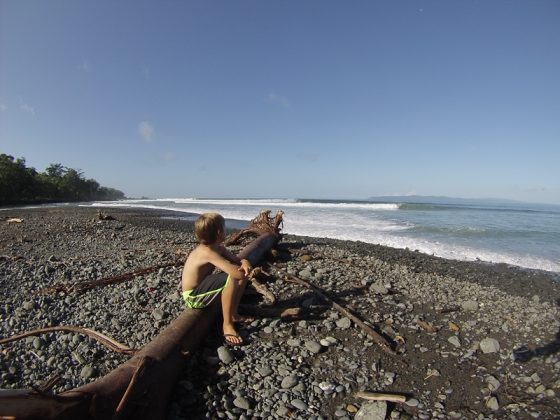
[181,213,252,345]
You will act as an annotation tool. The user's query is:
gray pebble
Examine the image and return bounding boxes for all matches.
[305,340,322,354]
[217,346,234,365]
[447,336,461,348]
[281,375,298,389]
[291,399,308,410]
[336,317,351,329]
[80,365,95,379]
[233,396,251,410]
[355,402,387,420]
[480,338,500,353]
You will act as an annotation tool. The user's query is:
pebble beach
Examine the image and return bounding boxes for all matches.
[1,206,559,419]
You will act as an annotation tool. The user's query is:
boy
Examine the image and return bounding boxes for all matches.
[181,213,252,345]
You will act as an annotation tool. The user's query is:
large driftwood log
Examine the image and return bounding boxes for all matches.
[225,210,283,246]
[0,233,280,420]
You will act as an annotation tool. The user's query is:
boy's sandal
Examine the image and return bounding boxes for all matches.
[223,333,244,346]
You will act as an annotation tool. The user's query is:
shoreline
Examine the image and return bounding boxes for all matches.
[1,206,559,419]
[3,202,558,277]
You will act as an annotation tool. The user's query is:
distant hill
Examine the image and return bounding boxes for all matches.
[367,195,526,206]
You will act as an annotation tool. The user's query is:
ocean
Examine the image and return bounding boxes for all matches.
[89,198,560,273]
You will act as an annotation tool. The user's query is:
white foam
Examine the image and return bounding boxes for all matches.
[85,199,559,273]
[142,198,399,211]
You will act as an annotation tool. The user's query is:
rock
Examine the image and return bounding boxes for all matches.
[80,365,95,379]
[217,346,234,365]
[448,336,461,348]
[320,338,332,347]
[22,301,34,311]
[32,337,45,350]
[370,284,389,295]
[486,375,500,391]
[281,375,298,389]
[151,308,165,320]
[319,381,336,394]
[347,404,358,413]
[336,317,352,329]
[485,396,499,411]
[305,340,322,354]
[291,399,308,410]
[480,338,500,353]
[287,338,301,347]
[233,396,251,410]
[355,401,387,420]
[299,254,313,262]
[257,366,273,377]
[461,300,479,311]
[406,398,419,407]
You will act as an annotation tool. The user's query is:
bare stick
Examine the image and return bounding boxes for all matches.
[0,326,136,355]
[282,273,396,356]
[355,391,407,403]
[37,260,184,295]
[113,356,150,419]
[247,267,276,305]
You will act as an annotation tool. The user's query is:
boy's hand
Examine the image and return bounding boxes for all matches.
[239,259,252,276]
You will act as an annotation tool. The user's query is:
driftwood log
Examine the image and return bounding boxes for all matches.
[0,233,280,420]
[225,210,283,246]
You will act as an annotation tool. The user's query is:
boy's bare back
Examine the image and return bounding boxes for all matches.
[181,243,246,292]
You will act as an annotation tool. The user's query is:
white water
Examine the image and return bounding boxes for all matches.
[88,198,560,273]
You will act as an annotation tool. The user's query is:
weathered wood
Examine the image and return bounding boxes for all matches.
[0,232,280,420]
[355,391,407,403]
[0,326,136,355]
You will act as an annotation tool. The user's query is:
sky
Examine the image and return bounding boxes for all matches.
[1,1,559,204]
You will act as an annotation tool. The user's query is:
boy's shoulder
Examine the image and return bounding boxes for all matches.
[191,243,225,260]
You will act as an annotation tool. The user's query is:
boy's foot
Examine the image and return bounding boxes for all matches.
[223,333,244,346]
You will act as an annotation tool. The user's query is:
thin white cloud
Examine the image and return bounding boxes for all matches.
[162,151,175,161]
[297,152,320,162]
[20,103,35,115]
[267,92,290,108]
[524,187,547,193]
[142,65,150,78]
[0,104,7,111]
[77,59,90,72]
[138,121,155,142]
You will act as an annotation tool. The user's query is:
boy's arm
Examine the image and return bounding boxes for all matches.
[207,249,248,280]
[218,246,252,276]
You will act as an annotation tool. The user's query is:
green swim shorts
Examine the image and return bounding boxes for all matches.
[182,272,230,309]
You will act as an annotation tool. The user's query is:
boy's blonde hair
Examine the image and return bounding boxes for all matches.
[194,213,225,245]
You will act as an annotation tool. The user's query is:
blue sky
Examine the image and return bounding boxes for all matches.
[1,1,559,204]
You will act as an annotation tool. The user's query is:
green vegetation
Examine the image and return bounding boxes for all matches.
[0,154,125,205]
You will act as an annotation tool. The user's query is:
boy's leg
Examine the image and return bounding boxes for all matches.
[231,277,249,320]
[221,277,243,344]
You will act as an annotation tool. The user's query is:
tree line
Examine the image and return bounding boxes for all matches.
[0,153,125,206]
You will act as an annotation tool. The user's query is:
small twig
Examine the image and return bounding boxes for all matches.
[355,391,407,403]
[31,374,61,396]
[37,260,184,295]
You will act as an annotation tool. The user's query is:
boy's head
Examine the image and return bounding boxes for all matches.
[194,213,225,245]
